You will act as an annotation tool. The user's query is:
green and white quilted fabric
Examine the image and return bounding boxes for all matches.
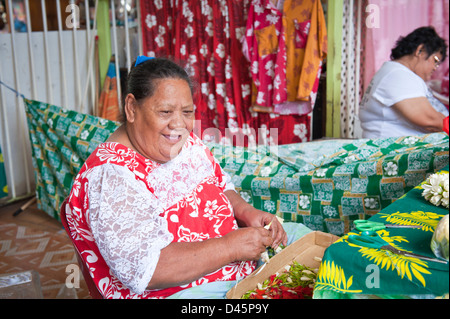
[24,98,449,235]
[208,134,448,235]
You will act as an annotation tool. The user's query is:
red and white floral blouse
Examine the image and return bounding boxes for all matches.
[66,132,256,298]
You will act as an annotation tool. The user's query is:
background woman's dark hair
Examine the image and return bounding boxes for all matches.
[390,26,447,62]
[121,57,195,122]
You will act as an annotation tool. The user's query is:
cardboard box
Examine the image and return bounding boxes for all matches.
[226,231,339,299]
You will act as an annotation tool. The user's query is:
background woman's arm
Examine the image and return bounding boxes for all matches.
[393,97,446,132]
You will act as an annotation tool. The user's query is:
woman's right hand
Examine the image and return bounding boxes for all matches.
[223,227,273,262]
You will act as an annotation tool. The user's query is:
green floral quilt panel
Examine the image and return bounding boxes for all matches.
[24,99,449,234]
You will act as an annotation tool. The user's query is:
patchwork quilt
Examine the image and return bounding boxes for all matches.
[24,99,449,235]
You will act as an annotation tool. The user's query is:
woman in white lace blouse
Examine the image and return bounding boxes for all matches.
[66,57,306,299]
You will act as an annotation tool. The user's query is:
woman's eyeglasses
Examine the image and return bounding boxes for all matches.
[433,55,441,67]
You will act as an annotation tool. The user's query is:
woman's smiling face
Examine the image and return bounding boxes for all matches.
[125,78,195,163]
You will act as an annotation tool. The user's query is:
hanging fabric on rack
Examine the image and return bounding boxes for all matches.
[243,0,287,109]
[140,0,253,146]
[139,0,176,57]
[244,0,327,116]
[97,57,120,122]
[139,0,317,145]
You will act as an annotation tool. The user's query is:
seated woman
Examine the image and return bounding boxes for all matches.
[66,56,310,299]
[359,26,449,138]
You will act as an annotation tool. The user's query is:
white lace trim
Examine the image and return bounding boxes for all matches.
[85,141,235,295]
[147,143,235,210]
[87,164,173,294]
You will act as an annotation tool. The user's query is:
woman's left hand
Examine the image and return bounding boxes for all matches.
[247,208,287,249]
[225,190,288,249]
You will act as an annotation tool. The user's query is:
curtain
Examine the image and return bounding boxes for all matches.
[363,0,449,92]
[0,144,7,199]
[139,0,314,145]
[97,57,120,121]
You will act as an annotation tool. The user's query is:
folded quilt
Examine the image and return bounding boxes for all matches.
[24,98,449,235]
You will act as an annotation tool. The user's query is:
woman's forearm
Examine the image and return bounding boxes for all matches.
[225,190,260,227]
[147,225,271,290]
[393,97,446,132]
[146,190,278,290]
[147,237,233,290]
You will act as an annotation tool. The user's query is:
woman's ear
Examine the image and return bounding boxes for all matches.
[124,93,137,123]
[415,44,425,57]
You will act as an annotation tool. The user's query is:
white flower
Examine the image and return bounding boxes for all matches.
[364,198,377,209]
[430,194,442,206]
[145,14,157,29]
[201,1,213,19]
[80,130,89,140]
[266,13,279,25]
[299,195,310,209]
[422,172,449,208]
[256,92,265,104]
[260,166,272,177]
[201,83,209,96]
[251,61,259,75]
[343,155,357,164]
[207,93,216,110]
[216,83,226,97]
[154,0,163,10]
[315,168,327,177]
[241,84,250,98]
[235,27,245,41]
[293,124,307,142]
[225,57,232,79]
[199,44,208,57]
[384,161,398,176]
[155,34,164,48]
[261,251,270,264]
[225,97,237,117]
[403,136,418,145]
[205,22,214,37]
[240,191,251,203]
[204,199,218,215]
[180,44,186,56]
[227,118,239,133]
[185,25,194,38]
[216,43,226,59]
[265,60,274,77]
[207,59,215,76]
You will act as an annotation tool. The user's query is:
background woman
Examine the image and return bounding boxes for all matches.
[359,26,448,138]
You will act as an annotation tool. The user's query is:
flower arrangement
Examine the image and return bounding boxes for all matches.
[421,172,449,208]
[261,216,285,263]
[241,261,318,299]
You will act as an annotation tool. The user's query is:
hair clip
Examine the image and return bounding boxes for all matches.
[134,55,155,67]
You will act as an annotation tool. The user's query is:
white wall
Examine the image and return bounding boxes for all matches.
[0,30,92,198]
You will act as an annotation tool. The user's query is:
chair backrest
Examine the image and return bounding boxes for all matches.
[60,198,103,299]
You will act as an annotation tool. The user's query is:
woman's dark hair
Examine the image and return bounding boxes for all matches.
[390,26,447,62]
[122,57,194,122]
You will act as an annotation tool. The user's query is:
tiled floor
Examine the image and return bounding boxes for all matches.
[0,197,90,299]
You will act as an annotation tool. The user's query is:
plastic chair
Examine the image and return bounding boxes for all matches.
[60,198,103,299]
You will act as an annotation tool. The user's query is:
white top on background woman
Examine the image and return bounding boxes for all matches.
[359,26,448,138]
